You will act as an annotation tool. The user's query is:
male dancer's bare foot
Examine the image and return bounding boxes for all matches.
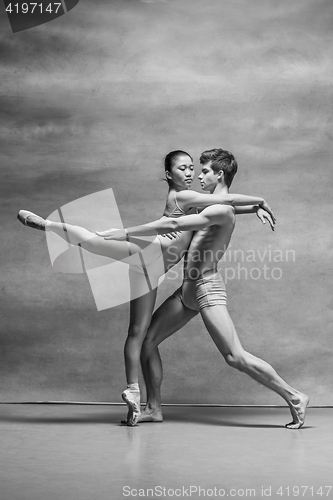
[285,393,310,429]
[138,406,163,423]
[121,389,141,426]
[121,406,163,424]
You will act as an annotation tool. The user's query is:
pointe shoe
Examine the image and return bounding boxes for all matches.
[121,389,141,426]
[17,210,46,231]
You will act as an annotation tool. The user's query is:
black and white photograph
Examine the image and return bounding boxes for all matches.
[0,1,332,499]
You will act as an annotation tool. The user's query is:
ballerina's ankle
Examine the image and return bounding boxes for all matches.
[127,383,139,391]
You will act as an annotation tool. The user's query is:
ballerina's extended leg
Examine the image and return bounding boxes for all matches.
[17,210,154,261]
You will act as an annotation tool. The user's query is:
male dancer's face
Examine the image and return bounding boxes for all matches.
[198,161,219,193]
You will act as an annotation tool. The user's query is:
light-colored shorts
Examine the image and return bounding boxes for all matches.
[173,269,227,311]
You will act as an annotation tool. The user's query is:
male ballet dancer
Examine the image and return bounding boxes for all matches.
[101,149,309,429]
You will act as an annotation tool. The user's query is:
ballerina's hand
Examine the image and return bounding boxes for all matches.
[95,228,126,240]
[259,200,276,224]
[256,208,275,231]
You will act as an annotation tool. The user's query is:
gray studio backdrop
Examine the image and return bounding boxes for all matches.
[1,0,332,404]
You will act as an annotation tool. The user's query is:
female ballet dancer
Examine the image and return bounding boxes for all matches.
[18,150,274,425]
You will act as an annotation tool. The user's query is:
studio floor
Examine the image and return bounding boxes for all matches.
[0,404,332,500]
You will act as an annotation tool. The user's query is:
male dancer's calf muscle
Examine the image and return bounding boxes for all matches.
[199,306,309,429]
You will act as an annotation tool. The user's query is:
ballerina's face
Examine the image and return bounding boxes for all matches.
[168,154,194,190]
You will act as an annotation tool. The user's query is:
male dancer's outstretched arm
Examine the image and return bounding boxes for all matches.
[96,204,275,241]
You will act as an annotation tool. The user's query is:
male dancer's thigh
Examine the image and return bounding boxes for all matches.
[179,279,200,312]
[145,293,199,349]
[200,305,244,358]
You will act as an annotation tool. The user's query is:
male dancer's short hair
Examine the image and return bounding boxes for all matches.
[199,148,238,188]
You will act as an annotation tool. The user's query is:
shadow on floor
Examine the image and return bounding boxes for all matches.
[0,405,313,428]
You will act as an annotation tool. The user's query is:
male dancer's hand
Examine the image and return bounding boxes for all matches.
[256,207,275,231]
[259,200,276,224]
[95,228,126,240]
[95,228,179,240]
